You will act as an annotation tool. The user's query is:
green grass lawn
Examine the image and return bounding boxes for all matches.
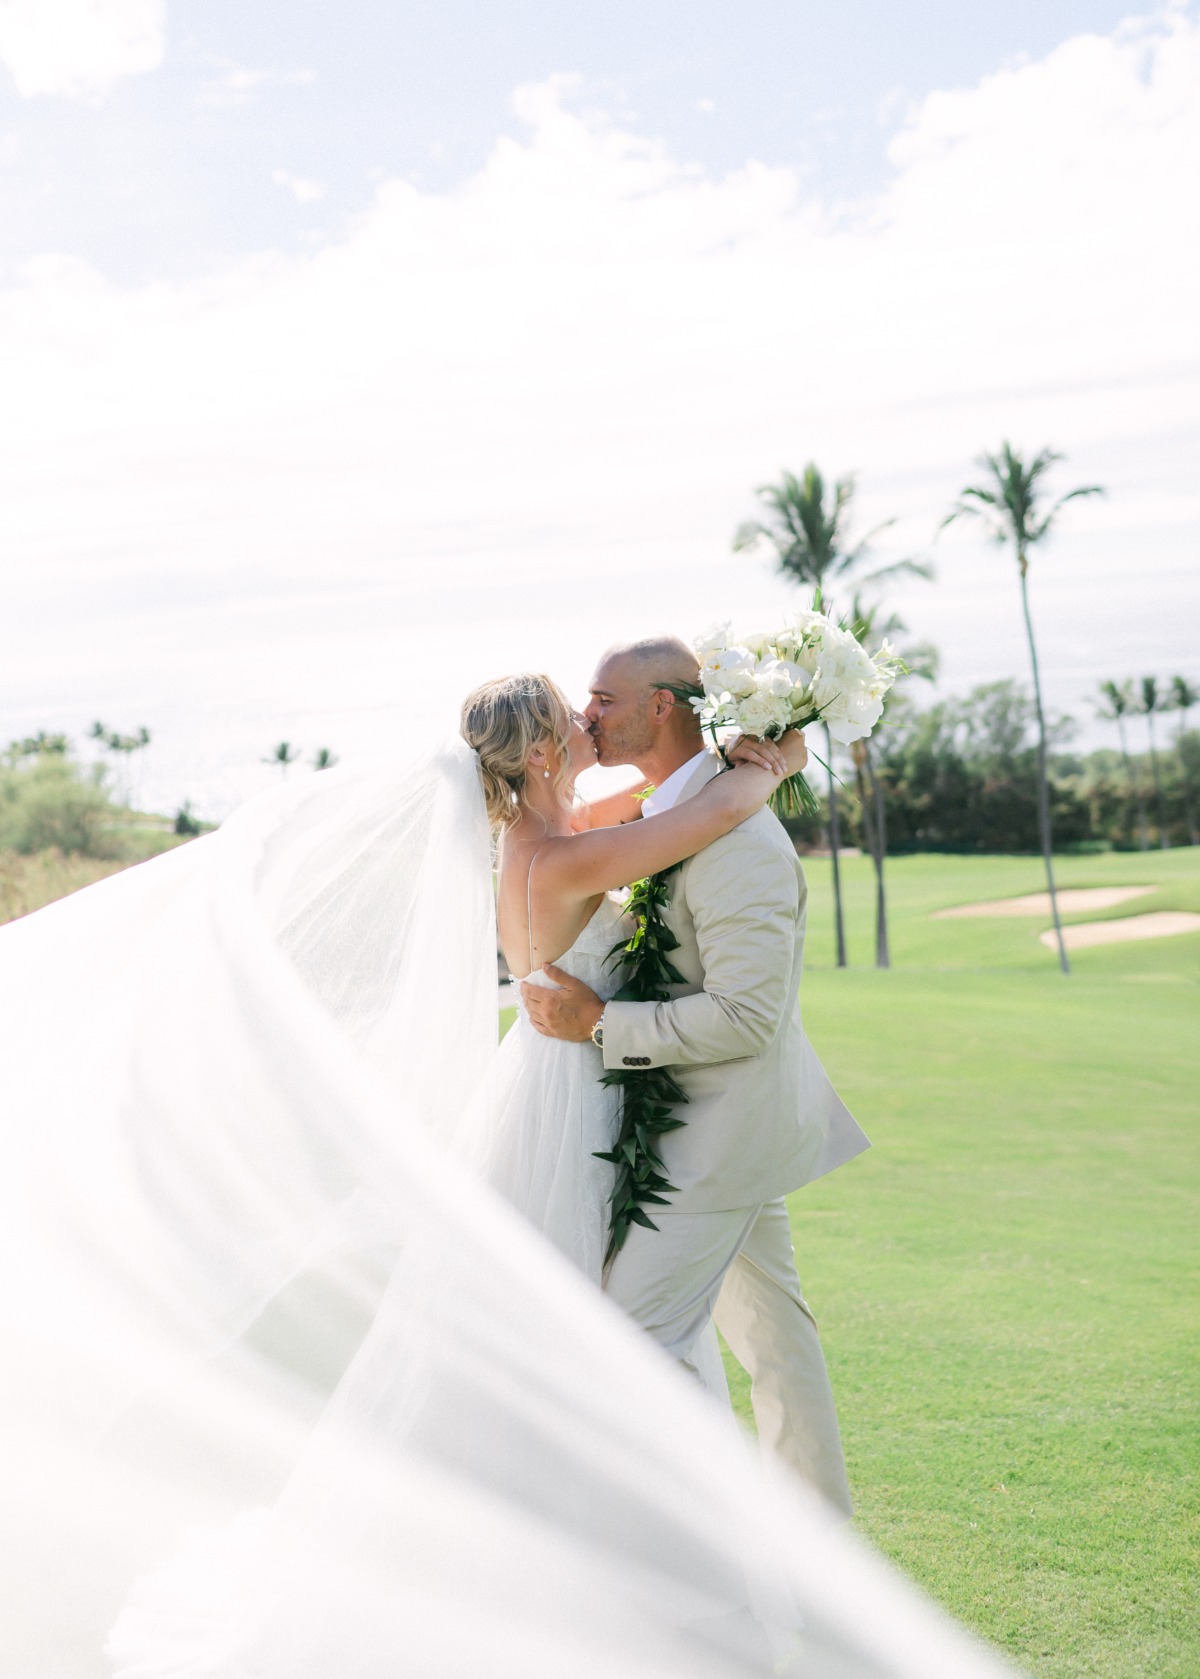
[750,848,1198,1679]
[501,846,1198,1674]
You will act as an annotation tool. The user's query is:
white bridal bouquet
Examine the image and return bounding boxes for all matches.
[684,606,905,816]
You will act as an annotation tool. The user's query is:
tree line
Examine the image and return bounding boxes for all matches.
[1,726,341,857]
[787,678,1198,853]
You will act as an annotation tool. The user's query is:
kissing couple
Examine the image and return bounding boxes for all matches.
[463,634,869,1515]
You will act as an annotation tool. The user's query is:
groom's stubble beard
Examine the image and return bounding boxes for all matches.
[592,709,657,769]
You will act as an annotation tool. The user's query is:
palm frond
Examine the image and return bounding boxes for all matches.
[1096,679,1134,720]
[732,519,769,553]
[842,516,897,564]
[859,555,935,586]
[945,444,1102,558]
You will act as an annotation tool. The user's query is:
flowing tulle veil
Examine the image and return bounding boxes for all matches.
[0,737,1016,1678]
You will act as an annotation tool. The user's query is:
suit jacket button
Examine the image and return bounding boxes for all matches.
[622,1056,635,1066]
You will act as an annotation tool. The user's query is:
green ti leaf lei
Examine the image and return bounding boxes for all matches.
[592,865,689,1265]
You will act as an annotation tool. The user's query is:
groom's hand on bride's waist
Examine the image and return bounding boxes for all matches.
[520,967,605,1042]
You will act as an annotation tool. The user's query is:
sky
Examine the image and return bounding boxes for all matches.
[1,0,1197,817]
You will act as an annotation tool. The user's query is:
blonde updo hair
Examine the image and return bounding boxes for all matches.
[460,673,575,830]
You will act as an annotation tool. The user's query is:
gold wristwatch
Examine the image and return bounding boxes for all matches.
[590,1011,605,1049]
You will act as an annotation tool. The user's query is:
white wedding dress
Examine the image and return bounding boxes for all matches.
[487,894,731,1406]
[0,740,1017,1679]
[484,894,628,1280]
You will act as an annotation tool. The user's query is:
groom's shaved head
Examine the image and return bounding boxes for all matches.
[586,634,703,774]
[600,635,701,688]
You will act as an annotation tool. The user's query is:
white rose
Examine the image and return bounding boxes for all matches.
[733,689,793,738]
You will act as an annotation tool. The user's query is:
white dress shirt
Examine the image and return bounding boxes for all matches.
[639,749,712,818]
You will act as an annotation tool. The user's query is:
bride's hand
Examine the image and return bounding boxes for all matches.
[779,728,808,776]
[724,730,806,777]
[724,733,787,775]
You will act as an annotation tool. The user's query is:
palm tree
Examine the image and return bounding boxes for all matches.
[734,464,932,594]
[1096,679,1148,849]
[942,443,1103,976]
[1168,676,1199,845]
[311,747,339,771]
[89,721,151,807]
[264,741,302,778]
[89,720,117,793]
[13,731,69,758]
[1138,678,1170,848]
[122,725,152,810]
[848,596,938,969]
[734,463,930,967]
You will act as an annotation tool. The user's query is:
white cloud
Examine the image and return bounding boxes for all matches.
[1,11,1198,810]
[198,62,316,107]
[0,0,164,99]
[272,168,324,205]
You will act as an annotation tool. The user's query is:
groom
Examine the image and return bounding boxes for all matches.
[521,635,869,1516]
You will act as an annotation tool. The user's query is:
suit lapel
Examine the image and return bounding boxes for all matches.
[665,755,720,958]
[676,753,722,805]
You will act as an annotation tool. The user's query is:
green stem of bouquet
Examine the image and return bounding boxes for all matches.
[593,866,689,1264]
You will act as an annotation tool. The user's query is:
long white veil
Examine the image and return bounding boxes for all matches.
[0,738,1018,1678]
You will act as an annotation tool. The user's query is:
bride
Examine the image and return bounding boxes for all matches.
[0,676,1013,1679]
[459,670,801,1281]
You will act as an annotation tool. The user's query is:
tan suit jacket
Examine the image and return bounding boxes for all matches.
[602,756,869,1212]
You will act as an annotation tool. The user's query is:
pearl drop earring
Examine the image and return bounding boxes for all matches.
[543,767,550,779]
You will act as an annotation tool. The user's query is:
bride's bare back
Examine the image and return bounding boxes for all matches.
[497,833,605,980]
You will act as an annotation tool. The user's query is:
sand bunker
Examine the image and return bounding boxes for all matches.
[1039,911,1200,951]
[935,887,1155,919]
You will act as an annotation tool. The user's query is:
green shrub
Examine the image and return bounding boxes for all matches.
[0,755,113,856]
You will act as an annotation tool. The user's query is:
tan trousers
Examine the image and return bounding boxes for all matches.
[604,1197,853,1517]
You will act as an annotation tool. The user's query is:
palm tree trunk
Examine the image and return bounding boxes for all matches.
[868,745,891,969]
[1117,717,1149,849]
[824,724,848,968]
[1132,746,1150,850]
[1018,559,1070,975]
[852,741,877,856]
[853,739,889,968]
[1115,717,1139,849]
[1180,709,1199,845]
[1146,713,1169,848]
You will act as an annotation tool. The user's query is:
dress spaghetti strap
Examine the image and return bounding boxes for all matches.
[526,846,543,976]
